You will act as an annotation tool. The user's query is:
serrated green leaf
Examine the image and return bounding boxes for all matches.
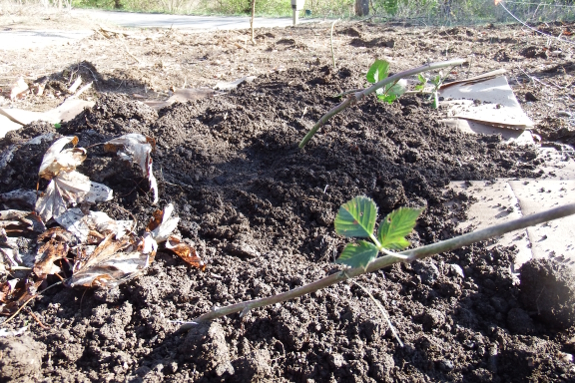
[336,240,379,270]
[366,60,389,84]
[335,196,378,238]
[377,93,397,104]
[377,207,423,250]
[385,79,407,97]
[432,74,441,86]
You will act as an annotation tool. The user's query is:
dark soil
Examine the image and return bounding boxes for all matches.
[0,20,574,383]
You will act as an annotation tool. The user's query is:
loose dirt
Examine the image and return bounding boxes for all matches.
[0,16,575,382]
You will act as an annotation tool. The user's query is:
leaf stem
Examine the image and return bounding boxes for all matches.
[299,58,466,148]
[351,280,403,347]
[176,203,575,333]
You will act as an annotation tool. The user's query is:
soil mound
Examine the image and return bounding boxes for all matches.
[0,64,572,382]
[519,258,575,330]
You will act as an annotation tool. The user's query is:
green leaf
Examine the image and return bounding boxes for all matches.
[336,240,379,270]
[366,60,389,84]
[54,123,61,129]
[385,79,407,97]
[377,93,397,104]
[335,196,378,238]
[414,84,425,91]
[377,207,423,250]
[432,74,442,86]
[417,73,426,84]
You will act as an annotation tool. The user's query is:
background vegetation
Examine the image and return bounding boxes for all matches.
[3,0,575,26]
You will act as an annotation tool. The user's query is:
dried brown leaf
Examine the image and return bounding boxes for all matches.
[35,170,113,223]
[147,203,179,242]
[33,238,70,279]
[165,235,206,271]
[104,133,158,204]
[0,279,20,304]
[10,77,28,101]
[38,136,85,180]
[67,233,157,288]
[0,210,46,235]
[56,208,132,244]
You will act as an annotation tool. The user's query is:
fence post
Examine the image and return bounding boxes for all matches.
[355,0,369,16]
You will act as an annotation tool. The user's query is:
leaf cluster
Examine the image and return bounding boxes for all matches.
[334,196,423,270]
[366,59,407,104]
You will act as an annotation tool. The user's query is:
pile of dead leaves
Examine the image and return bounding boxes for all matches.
[0,134,204,317]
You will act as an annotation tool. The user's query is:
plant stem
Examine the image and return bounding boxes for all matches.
[177,203,575,332]
[250,0,256,45]
[330,19,338,69]
[299,58,466,148]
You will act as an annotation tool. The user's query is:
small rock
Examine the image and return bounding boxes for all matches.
[422,308,446,331]
[490,296,510,314]
[449,263,465,278]
[225,241,260,259]
[439,359,454,371]
[232,349,271,380]
[413,260,440,284]
[178,322,235,376]
[330,353,346,369]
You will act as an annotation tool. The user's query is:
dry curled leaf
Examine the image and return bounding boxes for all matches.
[0,279,20,304]
[66,233,157,288]
[56,208,132,244]
[165,235,206,271]
[35,136,113,223]
[10,77,28,101]
[147,203,179,243]
[0,229,22,275]
[0,279,42,315]
[38,136,85,180]
[33,238,69,279]
[0,210,45,235]
[104,133,158,204]
[36,168,113,223]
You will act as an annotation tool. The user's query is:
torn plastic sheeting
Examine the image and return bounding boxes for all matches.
[0,326,28,337]
[439,73,534,129]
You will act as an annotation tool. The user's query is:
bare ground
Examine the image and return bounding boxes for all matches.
[1,14,575,383]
